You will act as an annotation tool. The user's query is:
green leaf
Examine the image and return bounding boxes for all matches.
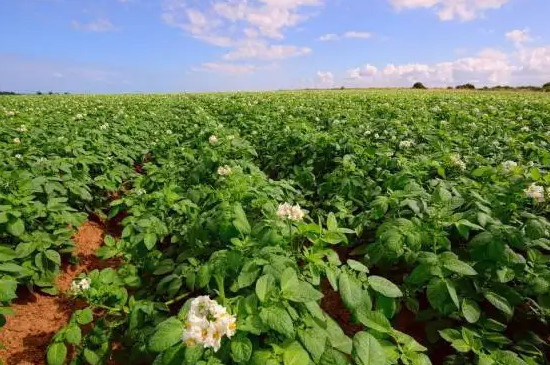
[443,259,477,276]
[231,335,253,363]
[251,351,278,365]
[298,328,327,362]
[355,308,391,333]
[233,203,251,235]
[83,348,101,365]
[427,278,451,313]
[0,263,28,275]
[44,250,61,266]
[148,317,184,352]
[46,343,67,365]
[319,348,351,365]
[0,247,16,262]
[484,292,514,318]
[256,274,275,302]
[461,299,481,323]
[65,325,82,345]
[197,264,211,288]
[347,259,369,273]
[144,233,157,250]
[162,344,186,365]
[409,353,432,365]
[327,213,338,231]
[445,279,460,309]
[339,272,371,311]
[352,332,386,365]
[15,242,35,258]
[325,315,352,354]
[0,278,17,301]
[235,262,260,290]
[283,341,310,365]
[281,268,323,303]
[260,306,295,338]
[438,329,461,343]
[184,345,204,364]
[7,218,25,237]
[368,276,402,298]
[392,330,427,352]
[492,350,528,365]
[75,308,93,325]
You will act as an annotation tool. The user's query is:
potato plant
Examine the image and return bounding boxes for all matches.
[1,91,549,364]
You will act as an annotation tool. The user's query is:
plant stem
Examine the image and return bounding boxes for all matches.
[165,293,189,306]
[215,275,226,306]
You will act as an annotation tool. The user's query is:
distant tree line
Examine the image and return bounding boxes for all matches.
[0,91,72,96]
[413,81,550,92]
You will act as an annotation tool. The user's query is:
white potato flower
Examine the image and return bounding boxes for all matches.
[15,154,22,159]
[217,166,232,176]
[450,154,466,170]
[71,277,91,292]
[525,183,545,203]
[5,110,16,117]
[501,160,518,170]
[13,137,20,144]
[399,140,414,148]
[99,123,109,130]
[74,113,84,120]
[17,125,27,132]
[182,296,236,352]
[209,135,219,144]
[520,126,530,132]
[277,203,304,221]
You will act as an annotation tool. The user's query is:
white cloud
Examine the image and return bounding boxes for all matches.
[343,48,526,87]
[347,64,378,79]
[317,71,334,86]
[387,0,510,21]
[223,40,311,60]
[506,28,532,47]
[162,0,317,68]
[198,62,258,74]
[344,31,372,39]
[72,19,116,32]
[319,31,373,41]
[162,0,320,43]
[518,46,550,73]
[319,33,339,41]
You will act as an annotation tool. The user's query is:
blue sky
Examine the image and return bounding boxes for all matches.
[1,0,549,93]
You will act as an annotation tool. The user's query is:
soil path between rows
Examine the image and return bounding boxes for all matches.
[0,222,108,365]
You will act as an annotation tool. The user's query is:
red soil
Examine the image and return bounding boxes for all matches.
[0,222,109,365]
[320,279,363,336]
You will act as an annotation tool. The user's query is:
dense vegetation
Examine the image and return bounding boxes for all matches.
[1,90,550,365]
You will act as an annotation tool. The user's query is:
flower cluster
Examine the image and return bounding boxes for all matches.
[71,278,91,292]
[182,296,237,352]
[15,154,22,160]
[399,140,415,148]
[13,138,20,144]
[502,160,518,171]
[525,183,545,203]
[99,123,109,130]
[450,154,466,170]
[209,135,219,144]
[217,165,232,176]
[74,113,84,120]
[520,126,530,132]
[277,203,305,221]
[4,110,16,117]
[16,125,27,132]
